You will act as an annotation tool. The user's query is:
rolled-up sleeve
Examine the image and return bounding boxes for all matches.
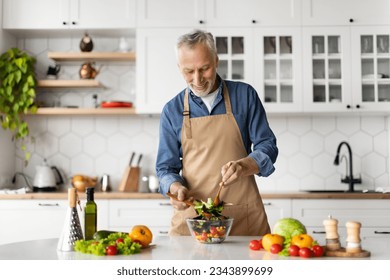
[156,104,185,195]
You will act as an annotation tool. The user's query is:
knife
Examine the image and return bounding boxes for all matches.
[129,152,135,166]
[136,153,143,167]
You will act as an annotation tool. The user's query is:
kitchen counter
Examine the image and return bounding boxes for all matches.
[1,191,390,200]
[0,236,387,260]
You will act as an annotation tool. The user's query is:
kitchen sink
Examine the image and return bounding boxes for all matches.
[301,189,378,193]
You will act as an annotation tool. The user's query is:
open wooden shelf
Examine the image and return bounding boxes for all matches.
[37,79,103,88]
[47,51,136,62]
[34,107,136,115]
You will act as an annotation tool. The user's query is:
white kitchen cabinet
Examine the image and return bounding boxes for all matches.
[254,28,303,112]
[108,199,173,238]
[351,27,390,111]
[0,199,109,245]
[302,27,353,112]
[263,199,292,229]
[136,28,187,114]
[302,0,390,26]
[292,199,390,246]
[2,0,136,30]
[136,0,301,28]
[303,26,390,113]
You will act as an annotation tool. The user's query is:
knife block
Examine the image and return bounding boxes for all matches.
[118,166,140,192]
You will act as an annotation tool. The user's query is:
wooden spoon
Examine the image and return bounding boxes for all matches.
[166,192,194,206]
[213,182,224,205]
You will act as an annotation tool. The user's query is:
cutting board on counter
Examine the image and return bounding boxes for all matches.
[325,248,371,258]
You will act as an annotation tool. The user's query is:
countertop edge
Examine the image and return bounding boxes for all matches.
[1,191,390,200]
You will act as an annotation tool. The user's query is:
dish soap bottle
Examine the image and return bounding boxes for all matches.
[84,187,97,240]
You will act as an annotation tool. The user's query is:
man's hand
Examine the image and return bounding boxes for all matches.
[168,182,193,210]
[221,157,259,185]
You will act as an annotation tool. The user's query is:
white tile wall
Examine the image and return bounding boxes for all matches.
[4,36,390,193]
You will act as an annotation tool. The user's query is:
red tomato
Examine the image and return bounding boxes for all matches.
[200,232,208,241]
[288,245,300,256]
[210,226,218,236]
[270,244,283,254]
[312,245,324,257]
[106,245,117,256]
[299,247,313,258]
[249,240,262,251]
[258,239,263,250]
[116,238,124,244]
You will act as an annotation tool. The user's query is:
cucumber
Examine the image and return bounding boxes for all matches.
[93,230,127,240]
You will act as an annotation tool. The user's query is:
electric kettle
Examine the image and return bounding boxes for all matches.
[33,159,64,192]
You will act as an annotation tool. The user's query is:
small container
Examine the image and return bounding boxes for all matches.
[148,175,159,193]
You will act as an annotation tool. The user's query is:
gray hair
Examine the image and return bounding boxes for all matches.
[175,29,218,59]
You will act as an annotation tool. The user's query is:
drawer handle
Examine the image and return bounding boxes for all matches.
[159,231,169,234]
[374,231,390,234]
[263,202,272,206]
[312,230,326,234]
[38,203,60,207]
[159,203,172,206]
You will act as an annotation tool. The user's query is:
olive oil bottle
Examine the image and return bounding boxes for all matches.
[84,187,97,240]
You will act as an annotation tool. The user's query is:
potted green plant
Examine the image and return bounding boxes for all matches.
[0,47,38,163]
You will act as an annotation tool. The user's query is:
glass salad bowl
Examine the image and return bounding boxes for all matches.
[186,218,233,244]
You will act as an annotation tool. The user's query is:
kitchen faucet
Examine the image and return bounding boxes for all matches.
[333,141,362,192]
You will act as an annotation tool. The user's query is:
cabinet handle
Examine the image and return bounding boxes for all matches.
[263,202,272,206]
[159,202,172,206]
[346,104,351,109]
[199,20,204,24]
[38,203,60,207]
[252,19,257,24]
[374,230,390,234]
[72,21,77,25]
[312,230,326,234]
[349,18,354,23]
[159,231,169,234]
[356,104,360,109]
[62,21,67,25]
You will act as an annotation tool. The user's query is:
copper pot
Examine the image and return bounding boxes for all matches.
[79,62,100,79]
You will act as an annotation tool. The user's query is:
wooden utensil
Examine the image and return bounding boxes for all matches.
[166,192,194,206]
[213,182,224,205]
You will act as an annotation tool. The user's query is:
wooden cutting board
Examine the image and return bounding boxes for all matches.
[325,248,371,258]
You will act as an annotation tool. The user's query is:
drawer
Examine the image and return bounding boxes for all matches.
[108,199,173,228]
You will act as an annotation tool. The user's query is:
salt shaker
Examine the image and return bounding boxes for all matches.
[346,221,362,253]
[323,215,341,251]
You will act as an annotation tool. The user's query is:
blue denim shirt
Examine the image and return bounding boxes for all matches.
[156,78,278,195]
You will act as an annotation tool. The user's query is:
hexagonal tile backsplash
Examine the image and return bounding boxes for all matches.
[8,37,390,193]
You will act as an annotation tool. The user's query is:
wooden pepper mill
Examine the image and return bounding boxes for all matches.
[346,221,362,253]
[323,215,341,251]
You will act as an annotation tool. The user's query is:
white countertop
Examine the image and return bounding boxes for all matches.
[0,236,388,260]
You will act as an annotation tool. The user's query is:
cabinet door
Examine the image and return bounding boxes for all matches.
[136,28,187,114]
[136,0,205,27]
[351,26,390,111]
[254,28,303,112]
[302,0,390,26]
[210,28,253,84]
[206,0,301,27]
[263,199,292,229]
[108,199,173,238]
[0,200,68,245]
[302,27,353,112]
[75,0,136,28]
[2,0,66,29]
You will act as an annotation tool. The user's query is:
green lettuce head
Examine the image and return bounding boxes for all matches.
[273,218,307,240]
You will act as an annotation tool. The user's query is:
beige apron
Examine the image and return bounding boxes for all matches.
[169,82,270,236]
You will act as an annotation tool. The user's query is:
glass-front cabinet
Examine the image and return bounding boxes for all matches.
[302,27,352,112]
[254,28,303,112]
[212,29,253,84]
[351,27,390,111]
